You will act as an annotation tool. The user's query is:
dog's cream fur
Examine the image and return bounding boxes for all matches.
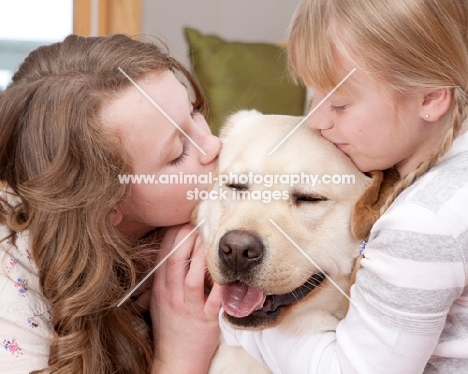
[195,110,373,373]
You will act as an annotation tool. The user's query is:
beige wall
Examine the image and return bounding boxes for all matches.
[142,0,301,67]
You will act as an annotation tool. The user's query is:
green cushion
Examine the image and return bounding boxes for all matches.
[184,27,306,135]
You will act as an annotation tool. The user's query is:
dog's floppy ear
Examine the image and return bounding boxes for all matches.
[351,168,400,241]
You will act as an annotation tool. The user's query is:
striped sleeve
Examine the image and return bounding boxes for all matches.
[353,165,468,373]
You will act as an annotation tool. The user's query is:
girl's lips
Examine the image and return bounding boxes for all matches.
[334,143,348,150]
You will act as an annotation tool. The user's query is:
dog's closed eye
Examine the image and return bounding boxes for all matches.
[226,183,249,191]
[292,192,328,205]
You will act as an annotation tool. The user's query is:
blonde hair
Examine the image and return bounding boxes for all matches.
[288,0,468,213]
[0,34,206,374]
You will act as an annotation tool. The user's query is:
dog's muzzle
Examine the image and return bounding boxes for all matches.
[216,230,326,328]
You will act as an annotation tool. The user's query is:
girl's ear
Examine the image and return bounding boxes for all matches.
[420,88,452,122]
[110,207,123,227]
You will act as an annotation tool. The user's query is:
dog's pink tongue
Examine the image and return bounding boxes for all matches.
[221,283,265,318]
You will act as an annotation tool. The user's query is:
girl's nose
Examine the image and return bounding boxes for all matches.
[306,113,333,130]
[199,133,221,165]
[305,100,334,130]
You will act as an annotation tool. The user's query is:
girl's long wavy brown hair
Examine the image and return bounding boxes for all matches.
[288,0,468,215]
[0,34,206,373]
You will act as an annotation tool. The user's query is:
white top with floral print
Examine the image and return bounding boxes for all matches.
[0,190,53,373]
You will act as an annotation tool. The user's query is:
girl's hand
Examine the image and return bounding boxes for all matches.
[151,224,221,374]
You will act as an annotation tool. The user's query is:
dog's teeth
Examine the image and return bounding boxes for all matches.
[255,295,267,311]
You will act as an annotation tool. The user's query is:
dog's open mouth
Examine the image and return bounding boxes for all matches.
[221,272,325,321]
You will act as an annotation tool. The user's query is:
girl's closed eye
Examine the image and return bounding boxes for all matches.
[330,104,348,113]
[170,142,188,166]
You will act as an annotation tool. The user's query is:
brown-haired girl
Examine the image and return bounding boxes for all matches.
[0,34,221,374]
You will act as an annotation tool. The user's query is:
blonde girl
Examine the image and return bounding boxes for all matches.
[0,34,221,373]
[219,0,468,373]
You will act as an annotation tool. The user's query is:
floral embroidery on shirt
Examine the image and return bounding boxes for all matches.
[2,338,23,357]
[14,278,28,296]
[25,248,33,263]
[27,315,39,328]
[6,258,17,273]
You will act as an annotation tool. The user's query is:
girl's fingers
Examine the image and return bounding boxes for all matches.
[153,224,221,321]
[185,238,222,320]
[154,225,180,284]
[183,236,207,307]
[205,282,222,319]
[147,225,200,312]
[163,224,197,299]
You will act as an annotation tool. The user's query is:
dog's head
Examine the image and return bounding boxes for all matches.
[195,110,396,331]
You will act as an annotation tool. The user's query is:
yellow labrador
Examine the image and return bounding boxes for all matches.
[195,110,395,373]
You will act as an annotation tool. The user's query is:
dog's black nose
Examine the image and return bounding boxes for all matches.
[219,230,264,272]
